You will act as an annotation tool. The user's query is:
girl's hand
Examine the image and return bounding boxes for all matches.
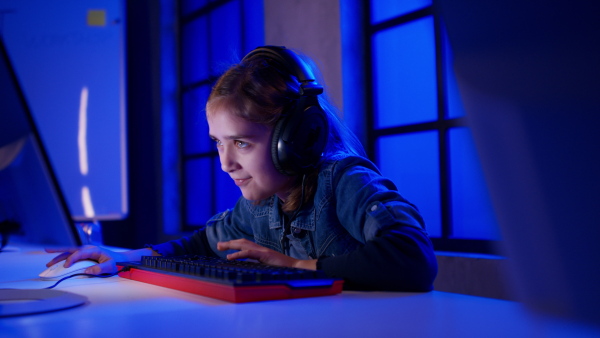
[217,239,316,270]
[45,245,126,275]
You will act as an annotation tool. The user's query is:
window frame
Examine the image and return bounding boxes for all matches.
[363,2,500,254]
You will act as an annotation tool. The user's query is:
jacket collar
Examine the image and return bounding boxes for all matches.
[268,197,316,231]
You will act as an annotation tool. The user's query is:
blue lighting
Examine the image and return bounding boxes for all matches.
[182,85,211,155]
[370,0,432,24]
[373,16,437,128]
[449,128,500,240]
[377,132,441,237]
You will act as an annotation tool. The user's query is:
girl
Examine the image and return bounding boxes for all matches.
[46,46,437,291]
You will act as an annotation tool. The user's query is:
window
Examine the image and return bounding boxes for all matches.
[179,0,264,231]
[365,2,500,253]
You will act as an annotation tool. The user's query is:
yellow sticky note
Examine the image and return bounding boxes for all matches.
[87,9,106,27]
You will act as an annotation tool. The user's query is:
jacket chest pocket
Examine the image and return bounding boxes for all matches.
[288,230,312,259]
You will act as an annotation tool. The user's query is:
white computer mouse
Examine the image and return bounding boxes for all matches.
[39,260,97,280]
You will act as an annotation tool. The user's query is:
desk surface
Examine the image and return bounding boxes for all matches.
[1,245,598,338]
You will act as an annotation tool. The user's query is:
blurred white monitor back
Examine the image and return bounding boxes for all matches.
[1,37,80,246]
[0,0,127,221]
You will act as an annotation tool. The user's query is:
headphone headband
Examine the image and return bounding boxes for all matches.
[242,46,324,96]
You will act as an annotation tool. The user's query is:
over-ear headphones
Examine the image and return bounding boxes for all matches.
[241,46,329,176]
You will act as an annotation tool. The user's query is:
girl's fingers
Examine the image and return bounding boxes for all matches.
[45,251,73,267]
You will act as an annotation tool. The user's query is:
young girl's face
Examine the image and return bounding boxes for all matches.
[208,107,294,202]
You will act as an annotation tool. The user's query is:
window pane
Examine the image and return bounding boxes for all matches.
[242,0,265,51]
[214,157,241,211]
[209,1,242,77]
[181,0,211,16]
[449,127,500,240]
[373,16,437,128]
[443,26,466,119]
[182,16,209,86]
[371,0,432,24]
[183,85,211,155]
[377,132,441,236]
[185,158,214,226]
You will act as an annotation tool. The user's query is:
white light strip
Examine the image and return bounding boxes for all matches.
[78,86,89,176]
[81,186,95,218]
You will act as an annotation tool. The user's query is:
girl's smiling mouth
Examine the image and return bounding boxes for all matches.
[233,177,251,186]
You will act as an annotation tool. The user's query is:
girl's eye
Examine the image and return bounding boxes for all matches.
[213,139,222,147]
[235,140,249,149]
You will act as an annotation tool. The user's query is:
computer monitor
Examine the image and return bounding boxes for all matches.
[0,37,81,247]
[1,0,127,222]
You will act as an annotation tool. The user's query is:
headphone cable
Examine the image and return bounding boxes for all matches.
[281,174,306,255]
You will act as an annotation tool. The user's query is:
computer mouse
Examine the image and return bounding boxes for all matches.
[39,260,97,280]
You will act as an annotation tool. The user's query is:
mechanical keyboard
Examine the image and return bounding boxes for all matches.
[117,255,344,303]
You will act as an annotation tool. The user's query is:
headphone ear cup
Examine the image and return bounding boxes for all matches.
[270,112,288,175]
[244,46,328,176]
[271,97,328,176]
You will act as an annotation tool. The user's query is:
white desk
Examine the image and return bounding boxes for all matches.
[1,245,598,338]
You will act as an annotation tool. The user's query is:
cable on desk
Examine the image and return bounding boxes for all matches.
[44,267,130,289]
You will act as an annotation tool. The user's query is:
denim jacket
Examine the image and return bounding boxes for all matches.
[203,155,427,259]
[152,155,437,291]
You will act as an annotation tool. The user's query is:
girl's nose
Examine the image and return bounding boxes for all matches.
[219,146,239,173]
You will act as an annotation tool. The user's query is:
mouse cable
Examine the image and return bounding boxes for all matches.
[44,267,130,289]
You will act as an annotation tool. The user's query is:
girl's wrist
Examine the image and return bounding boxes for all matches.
[294,259,317,271]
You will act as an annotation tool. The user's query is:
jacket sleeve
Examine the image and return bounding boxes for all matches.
[148,228,218,257]
[318,157,438,292]
[149,197,254,258]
